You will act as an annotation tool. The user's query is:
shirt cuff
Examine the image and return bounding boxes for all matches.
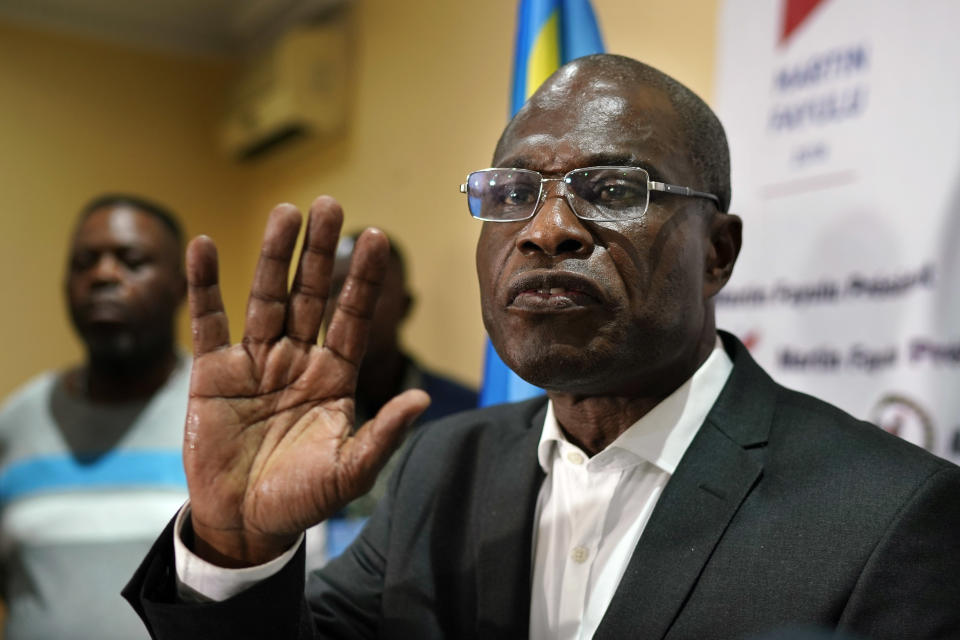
[173,501,304,603]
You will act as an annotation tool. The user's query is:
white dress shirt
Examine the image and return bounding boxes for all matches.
[529,340,732,639]
[174,339,733,637]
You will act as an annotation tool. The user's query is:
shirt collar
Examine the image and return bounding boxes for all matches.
[536,336,733,475]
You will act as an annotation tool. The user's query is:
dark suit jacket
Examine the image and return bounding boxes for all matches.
[124,333,960,639]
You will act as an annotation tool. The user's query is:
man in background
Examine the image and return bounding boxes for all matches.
[0,194,189,639]
[317,231,477,559]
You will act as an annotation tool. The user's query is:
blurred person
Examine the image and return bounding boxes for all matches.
[126,56,960,639]
[0,194,189,639]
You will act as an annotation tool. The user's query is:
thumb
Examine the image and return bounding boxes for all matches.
[345,389,431,488]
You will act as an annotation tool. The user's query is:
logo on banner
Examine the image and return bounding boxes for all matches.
[780,0,830,45]
[870,394,935,452]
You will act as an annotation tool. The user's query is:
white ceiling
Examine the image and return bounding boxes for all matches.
[0,0,346,58]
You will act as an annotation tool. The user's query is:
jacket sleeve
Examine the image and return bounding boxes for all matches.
[303,486,395,638]
[122,428,425,640]
[838,463,960,639]
[122,515,316,640]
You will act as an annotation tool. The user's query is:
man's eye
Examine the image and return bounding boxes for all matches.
[591,181,645,205]
[506,187,536,204]
[502,185,538,206]
[71,252,96,271]
[120,252,150,270]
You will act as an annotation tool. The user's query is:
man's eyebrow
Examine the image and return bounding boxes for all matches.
[497,158,540,171]
[581,153,644,167]
[581,154,665,180]
[498,154,665,181]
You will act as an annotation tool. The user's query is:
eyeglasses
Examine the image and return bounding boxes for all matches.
[459,166,720,222]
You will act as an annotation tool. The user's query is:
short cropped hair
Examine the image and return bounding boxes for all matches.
[499,54,732,213]
[77,193,184,250]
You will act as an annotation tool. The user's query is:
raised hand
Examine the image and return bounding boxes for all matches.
[182,196,430,567]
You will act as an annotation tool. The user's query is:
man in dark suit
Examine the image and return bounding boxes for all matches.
[124,54,960,639]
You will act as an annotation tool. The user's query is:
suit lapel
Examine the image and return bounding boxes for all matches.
[475,399,547,637]
[594,333,775,639]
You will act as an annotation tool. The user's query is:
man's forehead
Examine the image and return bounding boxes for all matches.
[494,114,678,179]
[495,80,680,168]
[495,140,656,173]
[528,61,655,103]
[74,206,173,250]
[530,68,674,120]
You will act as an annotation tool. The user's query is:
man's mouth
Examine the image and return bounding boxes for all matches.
[80,300,130,324]
[506,272,604,311]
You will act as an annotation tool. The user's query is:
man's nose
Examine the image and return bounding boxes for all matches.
[515,187,594,257]
[90,254,123,285]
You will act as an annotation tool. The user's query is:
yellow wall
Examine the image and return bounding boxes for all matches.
[0,0,719,400]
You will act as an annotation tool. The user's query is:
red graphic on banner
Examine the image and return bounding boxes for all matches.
[780,0,829,44]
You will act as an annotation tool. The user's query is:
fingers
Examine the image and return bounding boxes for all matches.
[210,198,381,356]
[243,204,303,344]
[322,227,390,366]
[285,197,343,343]
[187,236,230,355]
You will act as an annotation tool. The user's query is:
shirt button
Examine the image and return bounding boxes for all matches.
[571,546,590,563]
[566,451,585,465]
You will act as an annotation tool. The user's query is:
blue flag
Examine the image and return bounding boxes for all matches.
[479,0,605,407]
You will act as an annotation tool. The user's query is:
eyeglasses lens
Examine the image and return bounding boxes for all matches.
[564,167,650,221]
[466,169,541,221]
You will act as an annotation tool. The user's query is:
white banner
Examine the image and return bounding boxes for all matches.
[714,0,960,464]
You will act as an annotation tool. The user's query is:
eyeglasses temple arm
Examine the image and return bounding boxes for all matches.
[649,181,720,205]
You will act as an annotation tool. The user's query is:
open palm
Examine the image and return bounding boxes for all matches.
[183,197,429,567]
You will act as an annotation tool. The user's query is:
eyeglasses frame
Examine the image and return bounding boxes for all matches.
[459,165,721,222]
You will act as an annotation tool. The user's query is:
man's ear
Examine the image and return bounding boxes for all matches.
[704,212,742,298]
